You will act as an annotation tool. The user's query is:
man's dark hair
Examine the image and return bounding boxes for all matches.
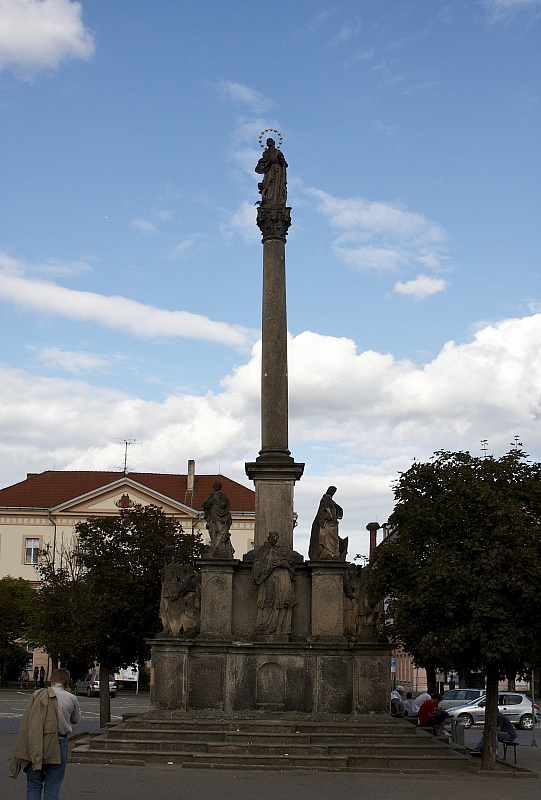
[51,668,70,687]
[406,691,413,699]
[431,692,442,700]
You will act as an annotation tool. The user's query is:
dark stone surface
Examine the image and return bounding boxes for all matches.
[189,654,226,710]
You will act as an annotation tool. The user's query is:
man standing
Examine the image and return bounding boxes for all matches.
[11,667,81,799]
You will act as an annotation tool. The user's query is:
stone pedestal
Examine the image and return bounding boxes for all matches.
[308,561,348,640]
[245,457,304,550]
[199,560,238,639]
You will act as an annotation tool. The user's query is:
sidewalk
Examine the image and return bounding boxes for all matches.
[1,732,538,800]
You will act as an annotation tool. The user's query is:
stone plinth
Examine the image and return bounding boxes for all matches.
[308,561,348,641]
[199,559,238,639]
[149,637,390,715]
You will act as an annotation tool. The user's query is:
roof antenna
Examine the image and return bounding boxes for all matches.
[114,439,136,475]
[480,439,488,459]
[511,435,522,450]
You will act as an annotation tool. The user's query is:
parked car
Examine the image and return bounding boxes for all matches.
[439,688,485,710]
[446,693,540,730]
[74,674,117,698]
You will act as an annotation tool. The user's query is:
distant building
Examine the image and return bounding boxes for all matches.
[0,462,255,584]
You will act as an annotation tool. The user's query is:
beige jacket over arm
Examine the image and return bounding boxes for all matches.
[10,688,61,778]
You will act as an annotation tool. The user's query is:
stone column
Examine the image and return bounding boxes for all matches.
[199,559,236,639]
[245,205,304,550]
[309,561,348,640]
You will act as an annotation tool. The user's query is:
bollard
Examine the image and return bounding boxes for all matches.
[450,718,465,745]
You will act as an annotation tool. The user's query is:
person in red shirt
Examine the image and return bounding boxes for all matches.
[418,693,449,733]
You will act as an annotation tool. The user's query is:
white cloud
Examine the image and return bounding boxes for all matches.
[307,188,448,273]
[394,274,448,300]
[4,313,541,556]
[35,346,115,373]
[130,218,158,234]
[0,0,94,77]
[328,22,363,47]
[217,81,273,113]
[221,201,259,244]
[0,250,256,349]
[486,0,541,20]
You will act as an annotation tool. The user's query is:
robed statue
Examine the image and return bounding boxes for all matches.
[160,546,200,636]
[202,481,234,559]
[309,486,347,560]
[255,138,288,207]
[251,531,299,635]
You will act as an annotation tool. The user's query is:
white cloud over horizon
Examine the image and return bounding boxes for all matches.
[0,0,94,77]
[307,188,449,273]
[3,312,541,555]
[0,251,256,349]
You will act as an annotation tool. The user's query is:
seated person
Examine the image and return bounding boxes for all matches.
[390,686,405,716]
[418,693,449,733]
[403,691,415,716]
[476,712,517,752]
[410,691,431,716]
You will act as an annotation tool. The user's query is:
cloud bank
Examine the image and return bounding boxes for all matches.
[0,0,94,77]
[3,312,541,554]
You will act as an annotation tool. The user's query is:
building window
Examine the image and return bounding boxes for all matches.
[25,538,40,565]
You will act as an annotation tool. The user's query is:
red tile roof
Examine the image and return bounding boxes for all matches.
[0,471,254,513]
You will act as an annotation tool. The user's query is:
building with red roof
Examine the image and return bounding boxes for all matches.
[0,461,255,584]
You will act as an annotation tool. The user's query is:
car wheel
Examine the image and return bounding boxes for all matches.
[457,713,474,728]
[520,714,533,730]
[86,687,92,697]
[74,686,78,696]
[110,693,116,698]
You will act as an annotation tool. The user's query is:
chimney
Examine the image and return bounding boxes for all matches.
[187,460,195,491]
[366,522,381,558]
[27,473,38,480]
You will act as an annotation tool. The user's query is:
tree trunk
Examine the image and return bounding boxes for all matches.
[506,673,516,692]
[425,665,437,694]
[99,662,111,728]
[481,668,499,771]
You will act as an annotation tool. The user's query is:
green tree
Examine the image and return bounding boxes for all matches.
[35,504,202,726]
[368,449,541,770]
[0,576,35,680]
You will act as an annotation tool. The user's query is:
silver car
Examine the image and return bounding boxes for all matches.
[74,673,117,698]
[439,688,485,710]
[446,692,540,730]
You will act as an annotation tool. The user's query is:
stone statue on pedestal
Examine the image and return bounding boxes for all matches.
[251,531,299,635]
[255,138,288,207]
[309,486,347,560]
[202,481,234,559]
[159,546,200,636]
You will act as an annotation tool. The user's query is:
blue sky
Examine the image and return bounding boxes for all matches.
[1,0,540,556]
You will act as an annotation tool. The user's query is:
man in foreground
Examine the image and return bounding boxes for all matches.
[10,667,81,799]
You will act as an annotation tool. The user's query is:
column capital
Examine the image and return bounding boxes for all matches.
[256,206,292,241]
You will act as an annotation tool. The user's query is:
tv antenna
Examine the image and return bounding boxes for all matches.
[480,439,488,459]
[511,435,523,450]
[114,439,137,474]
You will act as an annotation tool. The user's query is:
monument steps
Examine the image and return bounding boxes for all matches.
[70,715,477,773]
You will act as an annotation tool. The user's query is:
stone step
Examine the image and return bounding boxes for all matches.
[114,728,421,746]
[89,737,446,757]
[70,746,473,773]
[126,719,416,736]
